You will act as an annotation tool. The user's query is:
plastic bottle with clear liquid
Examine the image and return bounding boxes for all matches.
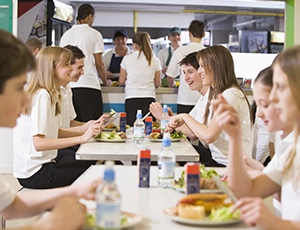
[133,110,145,146]
[95,161,121,230]
[160,105,170,133]
[158,132,176,188]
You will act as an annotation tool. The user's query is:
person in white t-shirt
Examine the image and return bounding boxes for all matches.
[57,45,111,165]
[0,29,101,230]
[167,46,252,167]
[150,52,212,164]
[157,27,181,82]
[13,46,103,189]
[103,29,132,81]
[241,66,294,217]
[213,45,300,229]
[119,32,161,126]
[166,20,206,114]
[60,4,107,122]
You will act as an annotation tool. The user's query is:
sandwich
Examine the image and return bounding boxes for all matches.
[176,193,230,220]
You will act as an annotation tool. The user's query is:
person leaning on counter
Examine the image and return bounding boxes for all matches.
[103,29,132,81]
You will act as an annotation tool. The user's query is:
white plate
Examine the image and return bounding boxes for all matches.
[164,207,241,226]
[95,138,127,143]
[169,183,222,194]
[84,211,142,230]
[147,138,182,142]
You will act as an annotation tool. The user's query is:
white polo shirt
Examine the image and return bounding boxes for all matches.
[263,133,300,221]
[60,24,104,90]
[207,87,252,165]
[13,89,60,178]
[121,51,161,99]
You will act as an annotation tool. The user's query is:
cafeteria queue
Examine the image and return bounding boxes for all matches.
[0,3,300,230]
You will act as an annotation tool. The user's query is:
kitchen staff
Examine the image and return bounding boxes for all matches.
[103,29,132,81]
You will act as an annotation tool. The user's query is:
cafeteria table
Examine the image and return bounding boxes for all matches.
[74,165,258,230]
[75,137,200,165]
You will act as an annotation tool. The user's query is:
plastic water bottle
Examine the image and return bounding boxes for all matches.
[160,105,170,132]
[95,161,121,230]
[133,110,145,147]
[158,132,176,188]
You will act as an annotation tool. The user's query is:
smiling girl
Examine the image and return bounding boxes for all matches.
[13,46,101,189]
[213,45,300,229]
[167,45,252,167]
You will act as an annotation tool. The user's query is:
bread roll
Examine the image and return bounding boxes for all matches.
[177,204,206,220]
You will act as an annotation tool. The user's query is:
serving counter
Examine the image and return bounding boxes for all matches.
[102,86,179,113]
[101,86,253,113]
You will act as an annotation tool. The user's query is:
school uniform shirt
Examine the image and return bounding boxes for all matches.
[263,133,300,221]
[59,24,104,90]
[60,85,76,128]
[166,42,205,106]
[189,89,209,123]
[103,46,132,72]
[121,51,161,99]
[269,130,295,217]
[13,89,61,178]
[252,117,275,163]
[158,45,180,79]
[0,179,15,211]
[207,87,252,165]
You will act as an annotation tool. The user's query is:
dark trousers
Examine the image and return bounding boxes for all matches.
[177,104,194,114]
[72,88,103,122]
[193,141,226,167]
[125,97,156,126]
[18,146,97,189]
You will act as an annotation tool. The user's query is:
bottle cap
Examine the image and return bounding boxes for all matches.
[162,132,171,147]
[145,116,153,122]
[136,109,142,119]
[163,105,168,113]
[120,112,126,117]
[104,161,115,181]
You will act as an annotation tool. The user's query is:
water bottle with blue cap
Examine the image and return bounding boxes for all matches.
[158,132,176,188]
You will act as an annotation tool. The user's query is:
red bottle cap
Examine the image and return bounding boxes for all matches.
[139,149,151,158]
[145,116,153,122]
[120,112,126,117]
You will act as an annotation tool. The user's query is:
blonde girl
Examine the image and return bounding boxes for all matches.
[119,32,161,126]
[213,45,300,229]
[13,46,101,189]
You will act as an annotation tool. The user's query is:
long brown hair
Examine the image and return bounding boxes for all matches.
[24,46,72,116]
[272,45,300,190]
[197,45,251,125]
[132,32,153,66]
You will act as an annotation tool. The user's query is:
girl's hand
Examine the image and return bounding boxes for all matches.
[80,122,101,143]
[149,102,163,120]
[166,115,184,131]
[212,94,241,139]
[73,178,102,200]
[233,197,277,229]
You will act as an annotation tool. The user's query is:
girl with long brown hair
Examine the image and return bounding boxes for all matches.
[119,32,161,126]
[167,45,252,167]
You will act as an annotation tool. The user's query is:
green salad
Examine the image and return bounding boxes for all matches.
[174,165,219,188]
[209,206,240,221]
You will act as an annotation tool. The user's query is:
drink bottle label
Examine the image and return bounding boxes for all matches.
[96,203,121,229]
